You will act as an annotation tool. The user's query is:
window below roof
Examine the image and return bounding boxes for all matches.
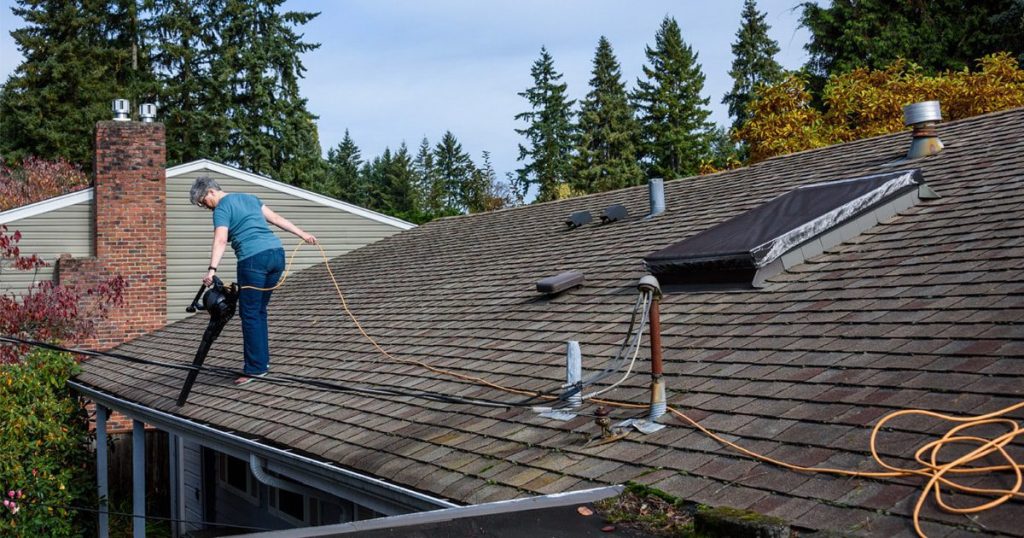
[643,169,937,289]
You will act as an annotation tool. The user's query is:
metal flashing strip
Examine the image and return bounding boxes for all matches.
[751,178,925,288]
[233,486,624,537]
[69,381,456,514]
[0,188,94,225]
[751,169,921,266]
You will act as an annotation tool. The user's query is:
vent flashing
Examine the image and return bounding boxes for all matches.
[600,204,628,223]
[644,169,931,289]
[536,271,585,294]
[565,211,592,229]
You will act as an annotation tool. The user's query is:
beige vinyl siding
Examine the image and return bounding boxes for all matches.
[0,200,93,296]
[166,169,403,320]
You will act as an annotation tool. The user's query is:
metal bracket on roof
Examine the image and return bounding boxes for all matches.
[918,184,941,200]
[615,418,665,435]
[615,380,667,434]
[538,408,578,421]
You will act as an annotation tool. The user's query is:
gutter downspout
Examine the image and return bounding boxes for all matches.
[68,381,457,513]
[250,454,329,499]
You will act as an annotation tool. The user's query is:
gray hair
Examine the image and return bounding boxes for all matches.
[189,176,221,206]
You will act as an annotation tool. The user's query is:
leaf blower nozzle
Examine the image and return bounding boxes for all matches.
[177,276,240,406]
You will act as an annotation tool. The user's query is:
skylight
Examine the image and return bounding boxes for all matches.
[644,169,935,288]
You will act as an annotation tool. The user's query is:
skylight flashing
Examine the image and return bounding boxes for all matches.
[752,170,922,266]
[644,169,935,290]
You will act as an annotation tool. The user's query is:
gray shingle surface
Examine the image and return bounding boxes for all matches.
[77,108,1024,536]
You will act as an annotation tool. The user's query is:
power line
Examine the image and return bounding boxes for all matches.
[9,498,274,532]
[0,336,593,412]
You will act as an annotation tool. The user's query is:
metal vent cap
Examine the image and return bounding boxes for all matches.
[111,99,130,121]
[903,101,941,127]
[139,103,157,122]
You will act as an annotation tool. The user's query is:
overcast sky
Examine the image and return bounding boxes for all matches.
[0,0,812,181]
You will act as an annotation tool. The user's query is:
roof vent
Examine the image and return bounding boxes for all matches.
[645,169,930,289]
[600,204,628,223]
[112,99,130,121]
[536,271,585,294]
[565,211,592,229]
[647,178,665,218]
[139,103,157,123]
[904,101,944,159]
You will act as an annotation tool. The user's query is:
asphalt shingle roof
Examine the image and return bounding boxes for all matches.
[77,107,1024,537]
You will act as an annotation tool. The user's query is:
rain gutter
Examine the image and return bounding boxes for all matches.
[69,381,457,514]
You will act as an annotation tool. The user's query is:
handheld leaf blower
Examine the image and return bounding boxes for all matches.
[176,276,239,406]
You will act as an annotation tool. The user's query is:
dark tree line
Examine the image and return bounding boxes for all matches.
[4,0,1020,215]
[312,130,511,224]
[1,0,324,188]
[515,16,718,200]
[514,1,1023,200]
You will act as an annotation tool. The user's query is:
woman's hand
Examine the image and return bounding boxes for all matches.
[300,233,318,245]
[202,269,216,286]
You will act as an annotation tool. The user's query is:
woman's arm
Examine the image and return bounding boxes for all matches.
[262,205,317,244]
[203,226,229,285]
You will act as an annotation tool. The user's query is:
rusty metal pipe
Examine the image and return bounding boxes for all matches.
[649,295,663,379]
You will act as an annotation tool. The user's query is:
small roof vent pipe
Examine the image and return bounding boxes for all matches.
[139,103,157,123]
[537,341,583,421]
[112,99,131,122]
[904,101,944,159]
[646,178,665,219]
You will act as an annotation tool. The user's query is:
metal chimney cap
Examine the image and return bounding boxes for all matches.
[139,103,157,122]
[903,101,941,127]
[112,99,131,122]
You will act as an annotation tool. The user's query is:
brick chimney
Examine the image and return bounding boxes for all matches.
[57,110,167,350]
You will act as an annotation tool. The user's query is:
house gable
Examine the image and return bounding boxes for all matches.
[163,160,412,320]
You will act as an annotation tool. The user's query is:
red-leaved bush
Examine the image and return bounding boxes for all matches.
[0,157,90,212]
[0,225,124,363]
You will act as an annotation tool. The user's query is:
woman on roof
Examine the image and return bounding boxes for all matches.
[190,176,317,385]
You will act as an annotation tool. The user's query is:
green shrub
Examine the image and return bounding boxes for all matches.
[0,350,93,536]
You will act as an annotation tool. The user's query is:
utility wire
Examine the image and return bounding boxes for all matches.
[8,498,273,532]
[0,336,579,411]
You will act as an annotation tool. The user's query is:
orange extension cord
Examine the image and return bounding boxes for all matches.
[246,242,1024,538]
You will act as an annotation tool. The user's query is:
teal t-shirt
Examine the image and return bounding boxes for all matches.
[212,193,283,261]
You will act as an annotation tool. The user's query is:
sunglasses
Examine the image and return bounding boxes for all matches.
[195,191,211,208]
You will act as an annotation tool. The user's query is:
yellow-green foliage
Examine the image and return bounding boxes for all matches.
[0,351,93,536]
[737,52,1024,162]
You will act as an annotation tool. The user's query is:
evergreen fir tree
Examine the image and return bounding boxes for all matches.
[572,36,643,194]
[514,47,575,202]
[432,131,475,214]
[471,151,512,213]
[722,0,784,131]
[413,137,442,218]
[0,0,156,166]
[463,151,491,213]
[320,130,362,202]
[383,143,419,221]
[145,0,227,166]
[212,0,322,187]
[705,125,742,170]
[361,148,391,212]
[632,16,713,180]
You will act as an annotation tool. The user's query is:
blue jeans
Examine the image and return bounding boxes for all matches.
[236,248,285,375]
